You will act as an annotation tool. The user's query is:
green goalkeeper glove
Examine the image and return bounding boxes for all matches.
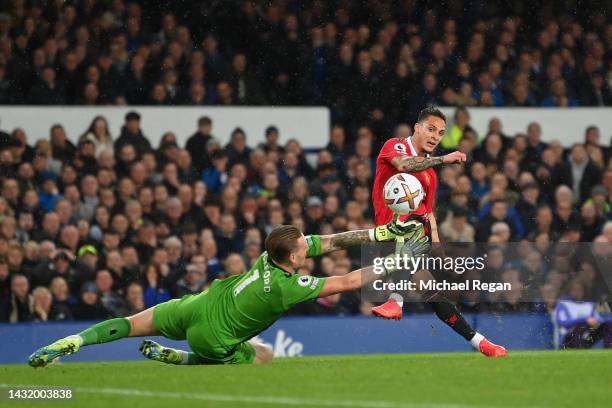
[368,225,395,242]
[386,218,422,237]
[379,228,430,276]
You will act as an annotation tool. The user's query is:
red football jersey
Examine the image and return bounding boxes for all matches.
[373,137,438,226]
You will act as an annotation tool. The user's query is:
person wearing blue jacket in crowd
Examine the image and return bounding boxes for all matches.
[554,279,611,349]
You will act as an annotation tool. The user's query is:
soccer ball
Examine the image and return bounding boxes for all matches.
[383,173,425,214]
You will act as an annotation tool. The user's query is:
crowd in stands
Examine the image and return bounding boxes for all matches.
[0,108,610,322]
[0,0,610,323]
[0,0,611,133]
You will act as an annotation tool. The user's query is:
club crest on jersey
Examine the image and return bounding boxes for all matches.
[298,276,313,287]
[394,143,407,154]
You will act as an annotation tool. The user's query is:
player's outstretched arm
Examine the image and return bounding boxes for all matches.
[318,233,430,297]
[319,225,398,254]
[391,151,466,172]
[319,229,372,253]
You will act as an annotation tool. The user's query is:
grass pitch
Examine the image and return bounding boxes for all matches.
[1,350,610,408]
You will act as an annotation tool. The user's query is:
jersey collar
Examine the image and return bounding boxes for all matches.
[407,136,430,157]
[265,252,294,276]
[406,137,417,156]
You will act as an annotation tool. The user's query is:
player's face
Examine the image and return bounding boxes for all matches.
[288,234,309,271]
[414,116,446,154]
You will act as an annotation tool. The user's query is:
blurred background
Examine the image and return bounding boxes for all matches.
[0,0,611,362]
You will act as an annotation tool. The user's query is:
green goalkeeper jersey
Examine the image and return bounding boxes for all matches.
[201,234,325,348]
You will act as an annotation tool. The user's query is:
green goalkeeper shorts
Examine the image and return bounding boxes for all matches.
[152,293,256,365]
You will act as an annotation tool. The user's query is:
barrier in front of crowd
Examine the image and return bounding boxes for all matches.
[0,314,554,364]
[0,106,331,149]
[2,106,612,149]
[438,107,612,146]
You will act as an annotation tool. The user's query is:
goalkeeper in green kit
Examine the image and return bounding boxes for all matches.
[29,222,427,367]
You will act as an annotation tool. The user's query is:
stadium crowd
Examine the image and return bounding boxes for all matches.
[0,0,611,132]
[0,109,610,323]
[0,0,610,324]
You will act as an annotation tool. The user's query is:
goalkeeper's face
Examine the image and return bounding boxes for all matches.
[288,234,309,271]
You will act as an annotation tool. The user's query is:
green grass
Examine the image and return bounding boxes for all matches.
[1,351,611,408]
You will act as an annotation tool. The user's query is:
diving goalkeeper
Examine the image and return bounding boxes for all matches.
[28,224,426,366]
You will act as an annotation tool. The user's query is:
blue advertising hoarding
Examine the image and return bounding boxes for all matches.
[0,314,555,364]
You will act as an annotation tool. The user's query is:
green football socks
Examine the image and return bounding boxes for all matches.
[77,318,132,346]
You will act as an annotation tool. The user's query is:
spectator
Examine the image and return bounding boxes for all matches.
[440,207,475,242]
[72,281,110,320]
[49,276,75,320]
[6,274,34,323]
[28,66,65,105]
[141,263,171,308]
[225,128,252,168]
[542,79,578,107]
[79,116,114,157]
[223,253,247,277]
[125,282,145,315]
[201,149,228,195]
[554,279,612,349]
[31,250,75,289]
[260,126,285,155]
[553,144,601,204]
[32,286,54,321]
[579,72,612,106]
[49,125,76,162]
[174,263,207,298]
[113,111,151,158]
[442,107,475,150]
[95,269,128,317]
[185,116,214,174]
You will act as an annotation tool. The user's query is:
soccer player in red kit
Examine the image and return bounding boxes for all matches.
[370,107,507,357]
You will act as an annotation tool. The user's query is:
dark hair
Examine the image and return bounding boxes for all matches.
[265,225,302,264]
[453,106,469,119]
[50,124,64,134]
[265,125,278,137]
[180,222,198,235]
[198,116,212,126]
[125,111,141,121]
[142,263,162,286]
[231,127,246,140]
[80,115,110,141]
[417,106,446,123]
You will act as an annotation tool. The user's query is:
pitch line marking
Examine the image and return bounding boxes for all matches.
[0,384,540,408]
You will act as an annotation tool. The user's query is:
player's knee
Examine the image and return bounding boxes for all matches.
[127,316,138,336]
[256,344,274,364]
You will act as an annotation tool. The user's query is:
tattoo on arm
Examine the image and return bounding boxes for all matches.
[323,230,371,253]
[393,156,443,172]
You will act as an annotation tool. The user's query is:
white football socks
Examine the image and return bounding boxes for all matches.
[470,332,485,350]
[389,293,404,307]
